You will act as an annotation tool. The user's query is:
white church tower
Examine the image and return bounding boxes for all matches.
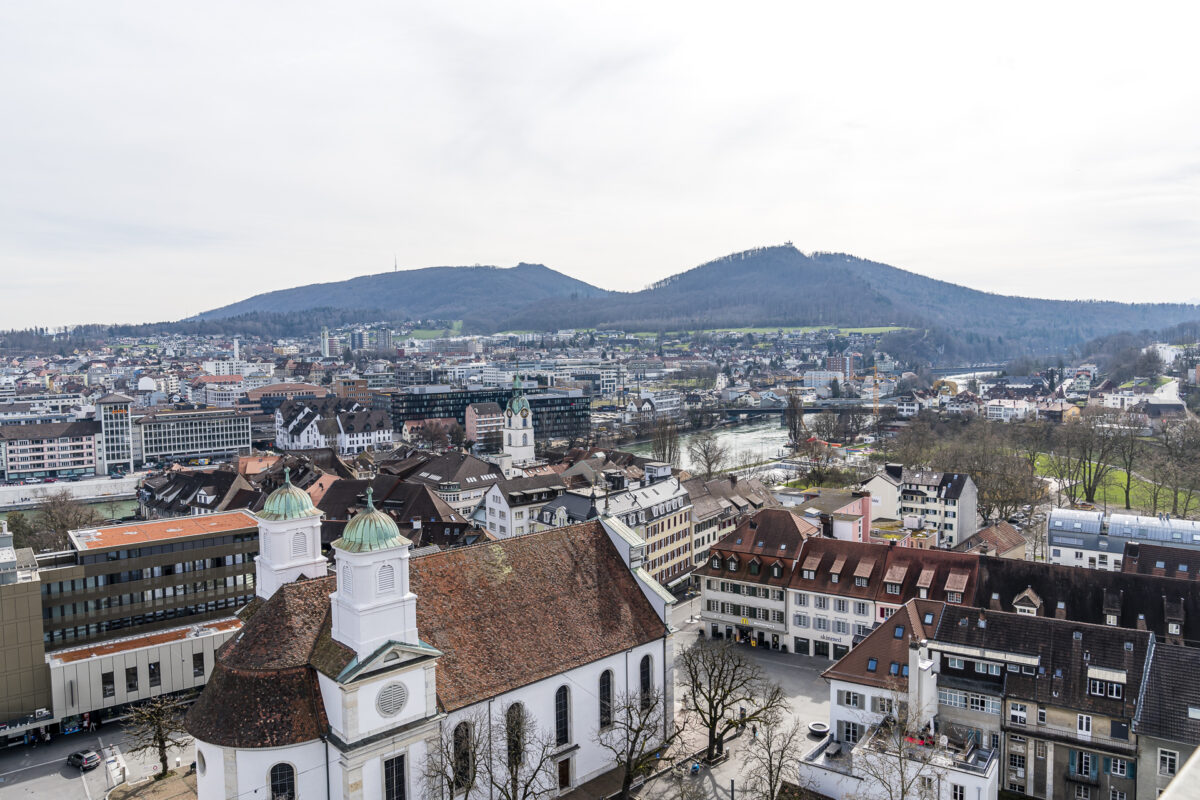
[330,488,420,660]
[254,468,328,600]
[503,375,536,465]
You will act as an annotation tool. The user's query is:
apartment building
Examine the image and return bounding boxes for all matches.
[464,402,503,454]
[930,606,1150,800]
[684,474,779,567]
[135,407,252,464]
[1048,508,1200,570]
[598,465,694,589]
[0,420,101,480]
[697,510,818,650]
[799,599,999,800]
[779,489,873,542]
[483,474,565,538]
[864,467,978,547]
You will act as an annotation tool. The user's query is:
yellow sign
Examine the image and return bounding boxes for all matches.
[740,618,749,625]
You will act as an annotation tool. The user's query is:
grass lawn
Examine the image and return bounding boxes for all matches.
[1034,454,1194,513]
[407,320,463,339]
[628,325,907,336]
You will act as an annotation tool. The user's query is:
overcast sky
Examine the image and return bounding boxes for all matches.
[2,2,1198,329]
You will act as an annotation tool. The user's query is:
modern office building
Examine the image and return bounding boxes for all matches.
[389,385,590,445]
[0,512,260,745]
[135,407,252,465]
[97,393,134,474]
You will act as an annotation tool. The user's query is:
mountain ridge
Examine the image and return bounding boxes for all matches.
[195,245,1200,360]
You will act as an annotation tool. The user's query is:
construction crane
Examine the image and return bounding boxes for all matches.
[873,364,880,418]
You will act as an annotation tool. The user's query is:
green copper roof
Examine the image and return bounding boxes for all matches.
[334,488,410,553]
[258,468,320,521]
[506,374,531,416]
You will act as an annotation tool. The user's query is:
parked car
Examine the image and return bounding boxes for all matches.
[67,750,101,771]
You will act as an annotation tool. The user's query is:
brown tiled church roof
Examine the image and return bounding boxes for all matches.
[185,575,349,748]
[413,520,668,711]
[186,520,668,746]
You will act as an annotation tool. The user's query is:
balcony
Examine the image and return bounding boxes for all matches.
[1063,769,1099,786]
[1002,719,1136,755]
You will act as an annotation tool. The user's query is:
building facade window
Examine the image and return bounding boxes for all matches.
[384,755,406,800]
[639,655,653,709]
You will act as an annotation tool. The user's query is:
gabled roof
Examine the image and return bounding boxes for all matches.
[823,598,944,690]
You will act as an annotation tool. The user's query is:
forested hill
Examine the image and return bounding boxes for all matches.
[189,245,1200,361]
[195,263,609,322]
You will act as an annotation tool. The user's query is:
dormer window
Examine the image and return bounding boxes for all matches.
[855,576,868,587]
[802,569,815,580]
[886,582,900,595]
[771,564,782,578]
[727,557,739,571]
[830,574,839,584]
[711,556,721,570]
[1105,614,1118,626]
[1169,622,1182,635]
[748,561,760,576]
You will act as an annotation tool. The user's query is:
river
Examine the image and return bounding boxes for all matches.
[627,419,792,474]
[0,498,139,524]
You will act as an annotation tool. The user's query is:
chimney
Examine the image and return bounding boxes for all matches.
[729,474,738,488]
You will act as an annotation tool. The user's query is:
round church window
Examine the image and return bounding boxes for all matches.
[377,683,409,716]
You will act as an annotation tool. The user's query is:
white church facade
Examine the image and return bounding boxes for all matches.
[186,470,674,800]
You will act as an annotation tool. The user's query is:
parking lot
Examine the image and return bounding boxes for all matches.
[0,723,191,799]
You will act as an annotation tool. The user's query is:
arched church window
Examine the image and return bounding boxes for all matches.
[269,763,295,800]
[378,564,396,594]
[453,721,474,789]
[506,703,526,768]
[640,655,653,709]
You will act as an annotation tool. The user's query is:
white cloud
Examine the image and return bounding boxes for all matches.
[1,1,1198,327]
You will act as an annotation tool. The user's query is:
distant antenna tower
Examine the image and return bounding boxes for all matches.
[394,254,398,272]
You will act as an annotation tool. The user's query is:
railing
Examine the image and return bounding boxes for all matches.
[1003,718,1136,754]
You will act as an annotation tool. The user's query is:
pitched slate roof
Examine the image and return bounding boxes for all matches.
[1134,643,1200,744]
[411,522,667,711]
[1122,541,1200,581]
[933,605,1152,717]
[974,555,1200,643]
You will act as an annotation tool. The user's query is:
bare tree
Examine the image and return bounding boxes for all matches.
[1056,410,1122,504]
[485,703,559,800]
[809,412,839,444]
[784,391,806,444]
[688,432,729,480]
[1158,419,1200,517]
[1110,418,1143,510]
[30,489,100,551]
[651,417,681,465]
[739,711,806,800]
[125,697,190,778]
[678,640,787,761]
[847,686,945,800]
[423,708,488,800]
[595,690,685,800]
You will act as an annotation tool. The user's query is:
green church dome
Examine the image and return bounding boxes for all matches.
[335,488,410,553]
[259,468,320,521]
